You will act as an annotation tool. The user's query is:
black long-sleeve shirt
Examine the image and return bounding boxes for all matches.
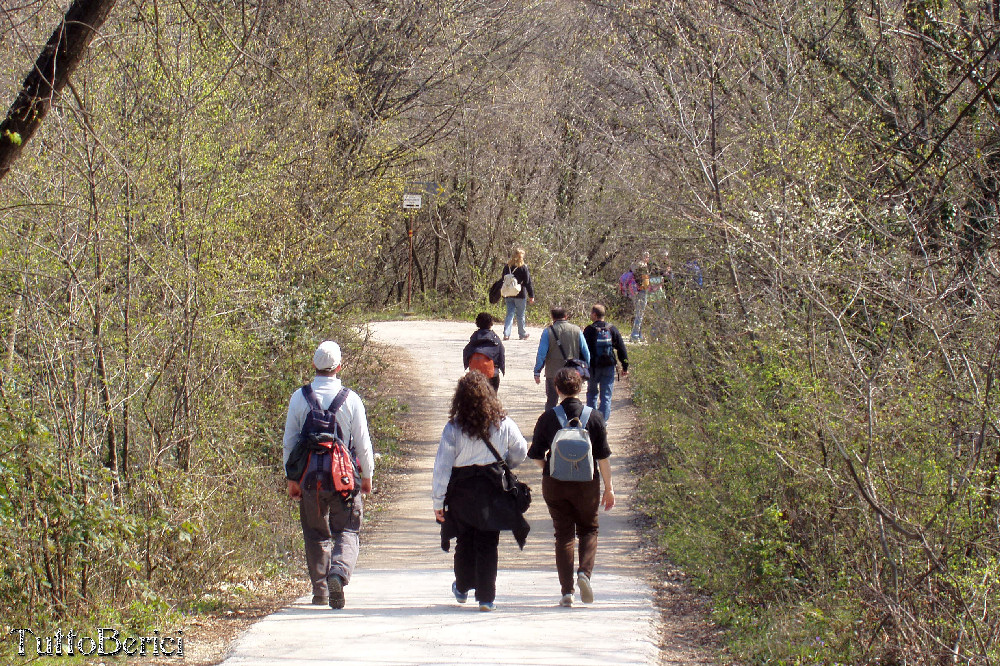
[502,264,535,300]
[528,397,610,478]
[583,320,629,372]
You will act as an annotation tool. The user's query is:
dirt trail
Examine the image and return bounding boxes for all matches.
[220,319,717,665]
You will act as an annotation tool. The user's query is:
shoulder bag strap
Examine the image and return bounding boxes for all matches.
[481,432,513,474]
[550,325,569,360]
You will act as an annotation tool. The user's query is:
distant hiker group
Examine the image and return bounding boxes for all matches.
[434,288,633,610]
[280,247,655,612]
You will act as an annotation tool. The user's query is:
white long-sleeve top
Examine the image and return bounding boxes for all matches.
[431,416,527,511]
[282,375,375,480]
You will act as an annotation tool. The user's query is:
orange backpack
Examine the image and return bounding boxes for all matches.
[468,352,496,379]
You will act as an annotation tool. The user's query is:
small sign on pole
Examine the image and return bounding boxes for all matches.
[402,193,423,209]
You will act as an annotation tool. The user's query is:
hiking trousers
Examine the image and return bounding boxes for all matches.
[300,482,363,597]
[541,475,601,596]
[544,374,559,411]
[630,290,648,341]
[451,519,501,604]
[586,364,616,421]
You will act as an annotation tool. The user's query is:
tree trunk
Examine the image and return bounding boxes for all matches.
[0,0,118,181]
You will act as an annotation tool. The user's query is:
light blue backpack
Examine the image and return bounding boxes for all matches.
[548,405,595,482]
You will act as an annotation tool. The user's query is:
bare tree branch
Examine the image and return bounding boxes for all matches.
[0,0,118,182]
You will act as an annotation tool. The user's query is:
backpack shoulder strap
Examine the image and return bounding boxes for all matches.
[301,383,321,409]
[328,387,351,415]
[579,406,594,426]
[553,405,568,428]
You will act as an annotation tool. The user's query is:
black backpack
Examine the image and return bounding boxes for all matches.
[593,326,615,367]
[285,385,361,501]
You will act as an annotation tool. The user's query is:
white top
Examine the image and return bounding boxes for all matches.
[282,375,375,479]
[431,416,527,510]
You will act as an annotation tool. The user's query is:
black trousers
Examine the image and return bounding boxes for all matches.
[452,519,501,604]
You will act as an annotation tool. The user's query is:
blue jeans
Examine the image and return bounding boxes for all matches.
[586,364,616,421]
[630,290,648,341]
[503,297,527,338]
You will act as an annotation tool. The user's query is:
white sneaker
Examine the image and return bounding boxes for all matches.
[577,572,594,604]
[559,593,574,607]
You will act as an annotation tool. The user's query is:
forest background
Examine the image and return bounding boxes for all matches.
[1,0,998,663]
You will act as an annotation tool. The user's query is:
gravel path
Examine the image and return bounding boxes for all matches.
[220,319,716,665]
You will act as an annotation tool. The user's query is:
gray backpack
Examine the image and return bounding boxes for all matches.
[548,405,595,482]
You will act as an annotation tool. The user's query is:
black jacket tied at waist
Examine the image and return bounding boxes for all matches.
[440,462,530,550]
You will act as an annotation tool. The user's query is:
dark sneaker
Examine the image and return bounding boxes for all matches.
[519,333,530,340]
[328,574,345,609]
[311,595,329,605]
[452,581,468,604]
[577,572,594,603]
[478,601,495,612]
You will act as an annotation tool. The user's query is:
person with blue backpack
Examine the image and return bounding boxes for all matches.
[583,303,629,421]
[282,341,375,610]
[528,368,615,608]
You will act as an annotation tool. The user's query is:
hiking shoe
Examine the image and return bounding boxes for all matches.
[478,601,495,612]
[577,572,594,604]
[519,333,530,340]
[559,593,574,607]
[328,574,345,610]
[452,581,468,604]
[311,595,329,605]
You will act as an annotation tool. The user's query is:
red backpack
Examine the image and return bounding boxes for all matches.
[295,385,360,501]
[468,352,496,379]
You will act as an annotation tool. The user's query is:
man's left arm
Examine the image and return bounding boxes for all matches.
[612,327,629,373]
[349,396,375,494]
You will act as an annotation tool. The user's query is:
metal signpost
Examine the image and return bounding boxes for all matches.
[401,183,441,311]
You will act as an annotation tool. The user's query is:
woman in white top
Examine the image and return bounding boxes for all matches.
[432,372,528,611]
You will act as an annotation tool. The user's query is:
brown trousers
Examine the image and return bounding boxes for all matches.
[541,475,601,595]
[300,482,363,597]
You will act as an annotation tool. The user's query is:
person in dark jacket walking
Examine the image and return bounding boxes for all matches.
[582,303,629,421]
[529,368,614,608]
[432,372,528,612]
[501,247,535,340]
[463,312,506,391]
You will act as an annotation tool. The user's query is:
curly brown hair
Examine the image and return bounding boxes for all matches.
[450,372,507,441]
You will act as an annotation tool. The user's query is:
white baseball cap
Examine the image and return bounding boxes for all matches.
[312,341,342,371]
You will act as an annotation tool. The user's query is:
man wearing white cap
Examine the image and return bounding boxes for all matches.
[282,340,375,609]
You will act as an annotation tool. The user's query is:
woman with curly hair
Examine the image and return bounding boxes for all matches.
[432,371,528,612]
